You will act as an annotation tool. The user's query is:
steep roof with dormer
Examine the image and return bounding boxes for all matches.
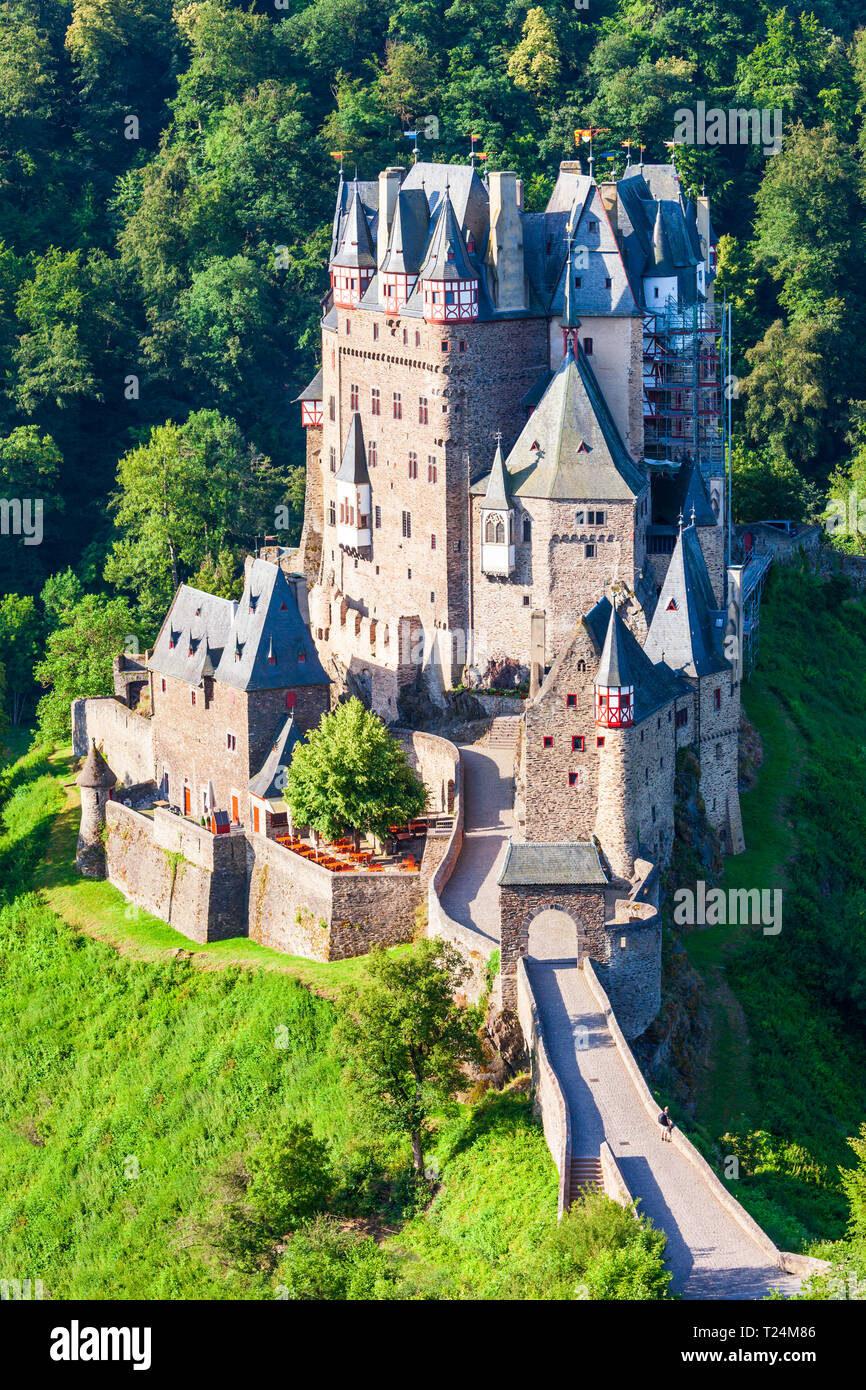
[472,345,646,502]
[248,714,303,801]
[150,562,328,693]
[644,524,728,678]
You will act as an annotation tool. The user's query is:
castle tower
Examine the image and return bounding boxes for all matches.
[418,189,479,322]
[593,603,640,879]
[76,740,117,879]
[479,440,514,576]
[329,175,376,309]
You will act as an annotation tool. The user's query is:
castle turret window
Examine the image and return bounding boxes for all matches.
[485,514,505,545]
[408,452,418,479]
[428,457,437,484]
[523,516,531,542]
[572,735,584,751]
[543,736,553,748]
[393,392,402,420]
[566,694,577,708]
[419,397,428,424]
[371,388,380,416]
[350,384,358,410]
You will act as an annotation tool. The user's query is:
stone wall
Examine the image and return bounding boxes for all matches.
[695,672,740,848]
[72,697,155,789]
[105,803,247,943]
[517,957,571,1216]
[246,833,422,959]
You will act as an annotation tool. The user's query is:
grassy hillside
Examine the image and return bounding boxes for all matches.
[680,564,866,1254]
[0,736,667,1299]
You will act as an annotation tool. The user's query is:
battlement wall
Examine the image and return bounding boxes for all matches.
[72,696,155,789]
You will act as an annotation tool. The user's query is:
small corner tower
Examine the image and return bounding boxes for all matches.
[330,175,376,309]
[419,189,479,323]
[76,739,117,879]
[593,601,640,880]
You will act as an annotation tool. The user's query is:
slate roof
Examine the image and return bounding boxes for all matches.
[294,367,323,403]
[481,442,512,510]
[330,172,378,264]
[331,178,376,269]
[150,562,329,693]
[498,840,608,887]
[380,188,430,275]
[653,457,717,529]
[418,190,476,281]
[248,715,302,801]
[596,603,634,689]
[533,594,685,723]
[471,346,646,502]
[643,524,729,678]
[335,413,370,485]
[77,740,117,789]
[615,168,702,308]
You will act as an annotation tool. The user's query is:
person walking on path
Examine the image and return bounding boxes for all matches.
[659,1105,674,1142]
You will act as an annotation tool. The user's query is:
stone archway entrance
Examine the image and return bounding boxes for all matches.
[527,908,581,964]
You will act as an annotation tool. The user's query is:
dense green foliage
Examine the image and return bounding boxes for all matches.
[3,3,866,726]
[285,696,427,841]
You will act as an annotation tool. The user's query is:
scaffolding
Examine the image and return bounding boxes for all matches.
[642,300,724,479]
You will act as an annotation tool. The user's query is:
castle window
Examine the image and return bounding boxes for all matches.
[408,452,418,479]
[350,383,359,411]
[597,736,605,747]
[588,220,598,234]
[441,340,448,352]
[329,446,336,472]
[329,395,335,421]
[543,736,553,748]
[415,330,421,347]
[574,277,582,289]
[575,510,584,524]
[402,511,411,539]
[393,392,402,420]
[576,659,586,672]
[403,328,408,345]
[286,692,296,710]
[484,514,505,544]
[587,510,606,525]
[459,340,466,352]
[190,690,196,706]
[675,708,688,728]
[716,743,723,760]
[427,457,437,484]
[713,688,721,711]
[431,534,436,550]
[368,440,377,468]
[572,735,584,751]
[585,543,596,558]
[445,290,455,305]
[328,501,336,526]
[645,767,648,782]
[523,516,531,542]
[568,772,580,787]
[227,733,236,751]
[375,505,381,528]
[371,388,380,416]
[373,323,379,340]
[583,338,593,355]
[408,568,412,578]
[345,318,351,335]
[454,539,461,553]
[161,679,166,693]
[651,806,657,823]
[566,694,577,708]
[605,277,612,288]
[419,397,428,424]
[523,595,531,606]
[654,286,659,298]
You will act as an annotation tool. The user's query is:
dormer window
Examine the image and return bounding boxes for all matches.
[467,236,475,254]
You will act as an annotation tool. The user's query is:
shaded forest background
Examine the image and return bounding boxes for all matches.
[3,0,866,727]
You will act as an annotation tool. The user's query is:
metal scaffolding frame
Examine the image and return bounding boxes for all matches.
[642,299,724,477]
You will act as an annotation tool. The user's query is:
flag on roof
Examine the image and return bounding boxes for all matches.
[404,130,417,139]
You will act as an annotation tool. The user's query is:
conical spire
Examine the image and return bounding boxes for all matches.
[335,412,370,485]
[419,189,474,280]
[77,739,117,790]
[332,177,376,268]
[644,523,727,678]
[482,438,512,511]
[649,203,676,276]
[596,600,633,690]
[562,221,583,332]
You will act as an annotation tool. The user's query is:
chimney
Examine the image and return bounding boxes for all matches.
[529,610,546,698]
[377,167,405,272]
[599,181,618,237]
[487,171,526,313]
[696,195,711,271]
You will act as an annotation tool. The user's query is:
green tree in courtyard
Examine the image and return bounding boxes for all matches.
[284,697,427,844]
[333,939,483,1174]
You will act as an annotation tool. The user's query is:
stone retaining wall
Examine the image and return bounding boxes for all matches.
[517,958,571,1217]
[72,697,155,788]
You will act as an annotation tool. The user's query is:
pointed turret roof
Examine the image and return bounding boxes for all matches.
[643,524,728,678]
[380,189,430,275]
[596,601,635,688]
[650,203,677,276]
[562,225,582,330]
[331,178,376,269]
[482,441,512,510]
[653,456,717,529]
[335,413,370,486]
[471,345,645,502]
[77,740,117,790]
[419,190,476,281]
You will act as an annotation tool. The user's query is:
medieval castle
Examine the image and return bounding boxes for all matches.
[74,156,745,1042]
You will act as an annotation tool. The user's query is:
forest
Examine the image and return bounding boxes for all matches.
[2,0,866,731]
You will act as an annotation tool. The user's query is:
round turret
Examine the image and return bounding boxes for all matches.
[76,740,117,879]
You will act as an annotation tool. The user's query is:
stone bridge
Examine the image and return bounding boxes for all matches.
[428,719,813,1300]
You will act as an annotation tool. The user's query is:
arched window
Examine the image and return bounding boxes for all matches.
[485,513,505,545]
